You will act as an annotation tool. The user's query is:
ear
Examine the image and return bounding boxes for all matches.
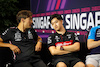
[21,18,25,22]
[61,20,63,24]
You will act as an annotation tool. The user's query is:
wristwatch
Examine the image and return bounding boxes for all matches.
[60,46,64,50]
[39,40,42,43]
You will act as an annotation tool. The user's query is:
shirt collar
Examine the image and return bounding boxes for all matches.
[55,30,67,36]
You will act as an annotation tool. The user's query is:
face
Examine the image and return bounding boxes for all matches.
[51,18,63,31]
[24,16,33,29]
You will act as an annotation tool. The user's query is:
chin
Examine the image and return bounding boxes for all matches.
[55,29,60,31]
[57,30,60,31]
[27,27,31,29]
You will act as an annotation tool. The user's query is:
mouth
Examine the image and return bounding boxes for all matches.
[55,26,58,29]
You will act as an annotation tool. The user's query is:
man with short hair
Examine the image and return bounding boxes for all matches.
[86,26,100,67]
[47,14,85,67]
[0,10,47,67]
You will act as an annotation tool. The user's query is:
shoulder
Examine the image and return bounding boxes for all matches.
[89,26,99,34]
[48,33,57,38]
[47,33,57,41]
[67,32,75,36]
[90,26,99,32]
[2,27,16,35]
[10,27,16,29]
[88,26,99,39]
[8,27,17,31]
[9,27,17,32]
[67,32,74,34]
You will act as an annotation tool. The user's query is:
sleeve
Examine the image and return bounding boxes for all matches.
[88,27,96,40]
[1,28,11,42]
[31,28,38,41]
[74,33,79,42]
[71,32,79,43]
[47,35,55,48]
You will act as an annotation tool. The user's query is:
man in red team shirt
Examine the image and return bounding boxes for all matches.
[47,14,85,67]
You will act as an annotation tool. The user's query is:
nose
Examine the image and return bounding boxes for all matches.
[53,23,57,29]
[54,23,57,27]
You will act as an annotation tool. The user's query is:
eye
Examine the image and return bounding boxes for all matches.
[54,20,58,24]
[51,23,54,25]
[55,21,58,23]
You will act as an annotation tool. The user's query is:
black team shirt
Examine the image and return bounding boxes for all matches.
[47,31,79,58]
[1,27,40,62]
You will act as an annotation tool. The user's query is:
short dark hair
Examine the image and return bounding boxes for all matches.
[49,14,63,23]
[16,10,33,23]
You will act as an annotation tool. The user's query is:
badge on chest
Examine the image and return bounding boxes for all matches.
[14,31,22,41]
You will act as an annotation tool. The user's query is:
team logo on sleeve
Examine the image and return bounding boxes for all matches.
[74,33,79,41]
[14,31,22,41]
[48,36,52,44]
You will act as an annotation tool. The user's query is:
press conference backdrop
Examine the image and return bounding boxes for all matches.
[30,0,100,43]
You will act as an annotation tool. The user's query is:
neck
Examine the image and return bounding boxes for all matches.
[17,22,25,32]
[56,26,66,35]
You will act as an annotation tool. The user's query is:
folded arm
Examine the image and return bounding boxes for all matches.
[62,42,80,52]
[49,46,71,55]
[87,39,100,50]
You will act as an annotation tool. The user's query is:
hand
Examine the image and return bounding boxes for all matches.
[35,43,42,51]
[9,44,21,54]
